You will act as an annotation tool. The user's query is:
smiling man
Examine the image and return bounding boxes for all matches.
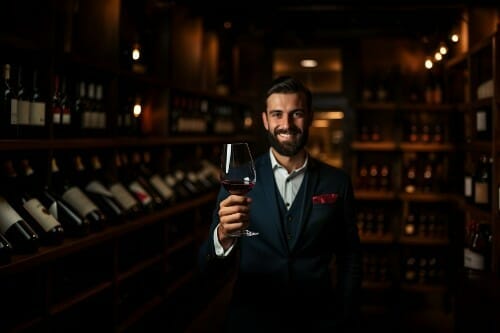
[199,75,363,333]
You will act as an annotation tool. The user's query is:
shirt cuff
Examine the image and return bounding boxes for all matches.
[213,225,235,257]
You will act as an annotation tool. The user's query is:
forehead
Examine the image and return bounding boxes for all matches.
[266,92,307,111]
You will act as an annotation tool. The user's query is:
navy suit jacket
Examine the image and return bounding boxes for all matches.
[199,152,362,332]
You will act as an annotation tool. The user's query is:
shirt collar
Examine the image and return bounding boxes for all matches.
[269,148,308,175]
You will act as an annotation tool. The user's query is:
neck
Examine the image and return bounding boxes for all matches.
[271,148,307,173]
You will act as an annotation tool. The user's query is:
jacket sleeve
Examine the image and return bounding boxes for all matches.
[198,187,237,275]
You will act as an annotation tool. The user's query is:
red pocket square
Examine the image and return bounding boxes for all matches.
[312,193,338,204]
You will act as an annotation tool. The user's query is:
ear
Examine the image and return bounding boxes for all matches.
[261,112,269,130]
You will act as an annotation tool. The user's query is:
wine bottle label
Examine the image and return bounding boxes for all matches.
[476,111,487,131]
[52,109,61,124]
[10,98,18,124]
[23,198,61,232]
[464,248,485,270]
[464,176,472,197]
[109,183,139,210]
[0,196,23,233]
[30,101,46,126]
[62,109,71,125]
[128,181,152,206]
[474,182,489,204]
[82,111,91,128]
[86,180,113,197]
[62,186,99,217]
[18,100,31,125]
[149,175,174,200]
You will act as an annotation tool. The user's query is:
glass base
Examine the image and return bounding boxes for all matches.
[228,229,259,237]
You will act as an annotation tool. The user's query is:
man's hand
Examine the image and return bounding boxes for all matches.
[217,195,252,249]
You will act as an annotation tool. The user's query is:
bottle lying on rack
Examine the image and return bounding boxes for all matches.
[129,152,169,209]
[0,193,39,254]
[6,159,65,246]
[49,157,107,232]
[116,152,158,213]
[70,154,125,225]
[20,157,90,238]
[138,151,175,205]
[89,154,143,220]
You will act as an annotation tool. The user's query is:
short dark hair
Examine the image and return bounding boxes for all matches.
[266,76,312,113]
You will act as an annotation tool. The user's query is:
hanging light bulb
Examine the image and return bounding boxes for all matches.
[425,57,433,69]
[434,52,443,62]
[439,43,448,55]
[131,43,141,61]
[450,33,459,43]
[133,97,142,118]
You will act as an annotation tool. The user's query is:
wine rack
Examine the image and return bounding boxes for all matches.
[0,1,255,332]
[445,22,500,333]
[352,86,461,330]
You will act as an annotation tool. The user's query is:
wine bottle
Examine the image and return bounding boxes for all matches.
[29,69,48,137]
[73,81,85,136]
[115,152,155,213]
[39,188,90,238]
[139,151,174,205]
[0,195,39,254]
[94,83,106,132]
[20,157,89,238]
[1,64,18,138]
[129,152,166,209]
[464,220,492,273]
[83,82,95,134]
[0,232,13,265]
[89,154,142,220]
[52,75,72,138]
[59,76,72,137]
[49,157,107,232]
[473,154,492,211]
[70,154,125,225]
[51,75,63,136]
[10,159,65,246]
[16,65,31,137]
[403,157,418,194]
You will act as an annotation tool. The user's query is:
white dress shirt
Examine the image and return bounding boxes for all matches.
[214,149,308,257]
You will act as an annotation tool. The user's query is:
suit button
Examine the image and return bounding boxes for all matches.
[287,233,292,240]
[287,216,292,222]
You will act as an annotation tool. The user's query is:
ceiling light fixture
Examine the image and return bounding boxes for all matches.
[300,59,318,68]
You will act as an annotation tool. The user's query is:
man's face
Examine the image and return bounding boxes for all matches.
[262,92,311,157]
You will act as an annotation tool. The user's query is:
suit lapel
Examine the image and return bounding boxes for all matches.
[289,158,319,252]
[256,155,288,252]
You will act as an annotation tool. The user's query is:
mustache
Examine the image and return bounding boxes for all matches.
[274,127,302,135]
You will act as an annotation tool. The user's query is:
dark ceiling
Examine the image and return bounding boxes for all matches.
[179,1,476,47]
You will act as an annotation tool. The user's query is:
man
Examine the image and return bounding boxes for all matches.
[198,76,362,332]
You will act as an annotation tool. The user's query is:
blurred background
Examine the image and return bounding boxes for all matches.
[0,1,499,332]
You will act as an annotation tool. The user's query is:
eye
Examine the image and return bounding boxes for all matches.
[270,111,282,118]
[292,110,305,118]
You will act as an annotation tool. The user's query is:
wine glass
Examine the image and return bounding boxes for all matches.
[220,142,259,237]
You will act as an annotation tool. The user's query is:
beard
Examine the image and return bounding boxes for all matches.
[266,126,309,157]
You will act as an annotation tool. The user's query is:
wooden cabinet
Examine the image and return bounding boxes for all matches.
[352,96,460,331]
[445,23,500,333]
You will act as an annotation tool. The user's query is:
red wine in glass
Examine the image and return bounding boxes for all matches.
[220,142,258,237]
[221,179,255,195]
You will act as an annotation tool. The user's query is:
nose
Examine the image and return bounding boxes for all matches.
[281,113,293,129]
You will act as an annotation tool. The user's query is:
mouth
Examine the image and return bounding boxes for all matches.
[278,133,295,140]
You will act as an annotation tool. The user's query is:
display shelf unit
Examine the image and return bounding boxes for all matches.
[352,97,461,331]
[445,23,500,333]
